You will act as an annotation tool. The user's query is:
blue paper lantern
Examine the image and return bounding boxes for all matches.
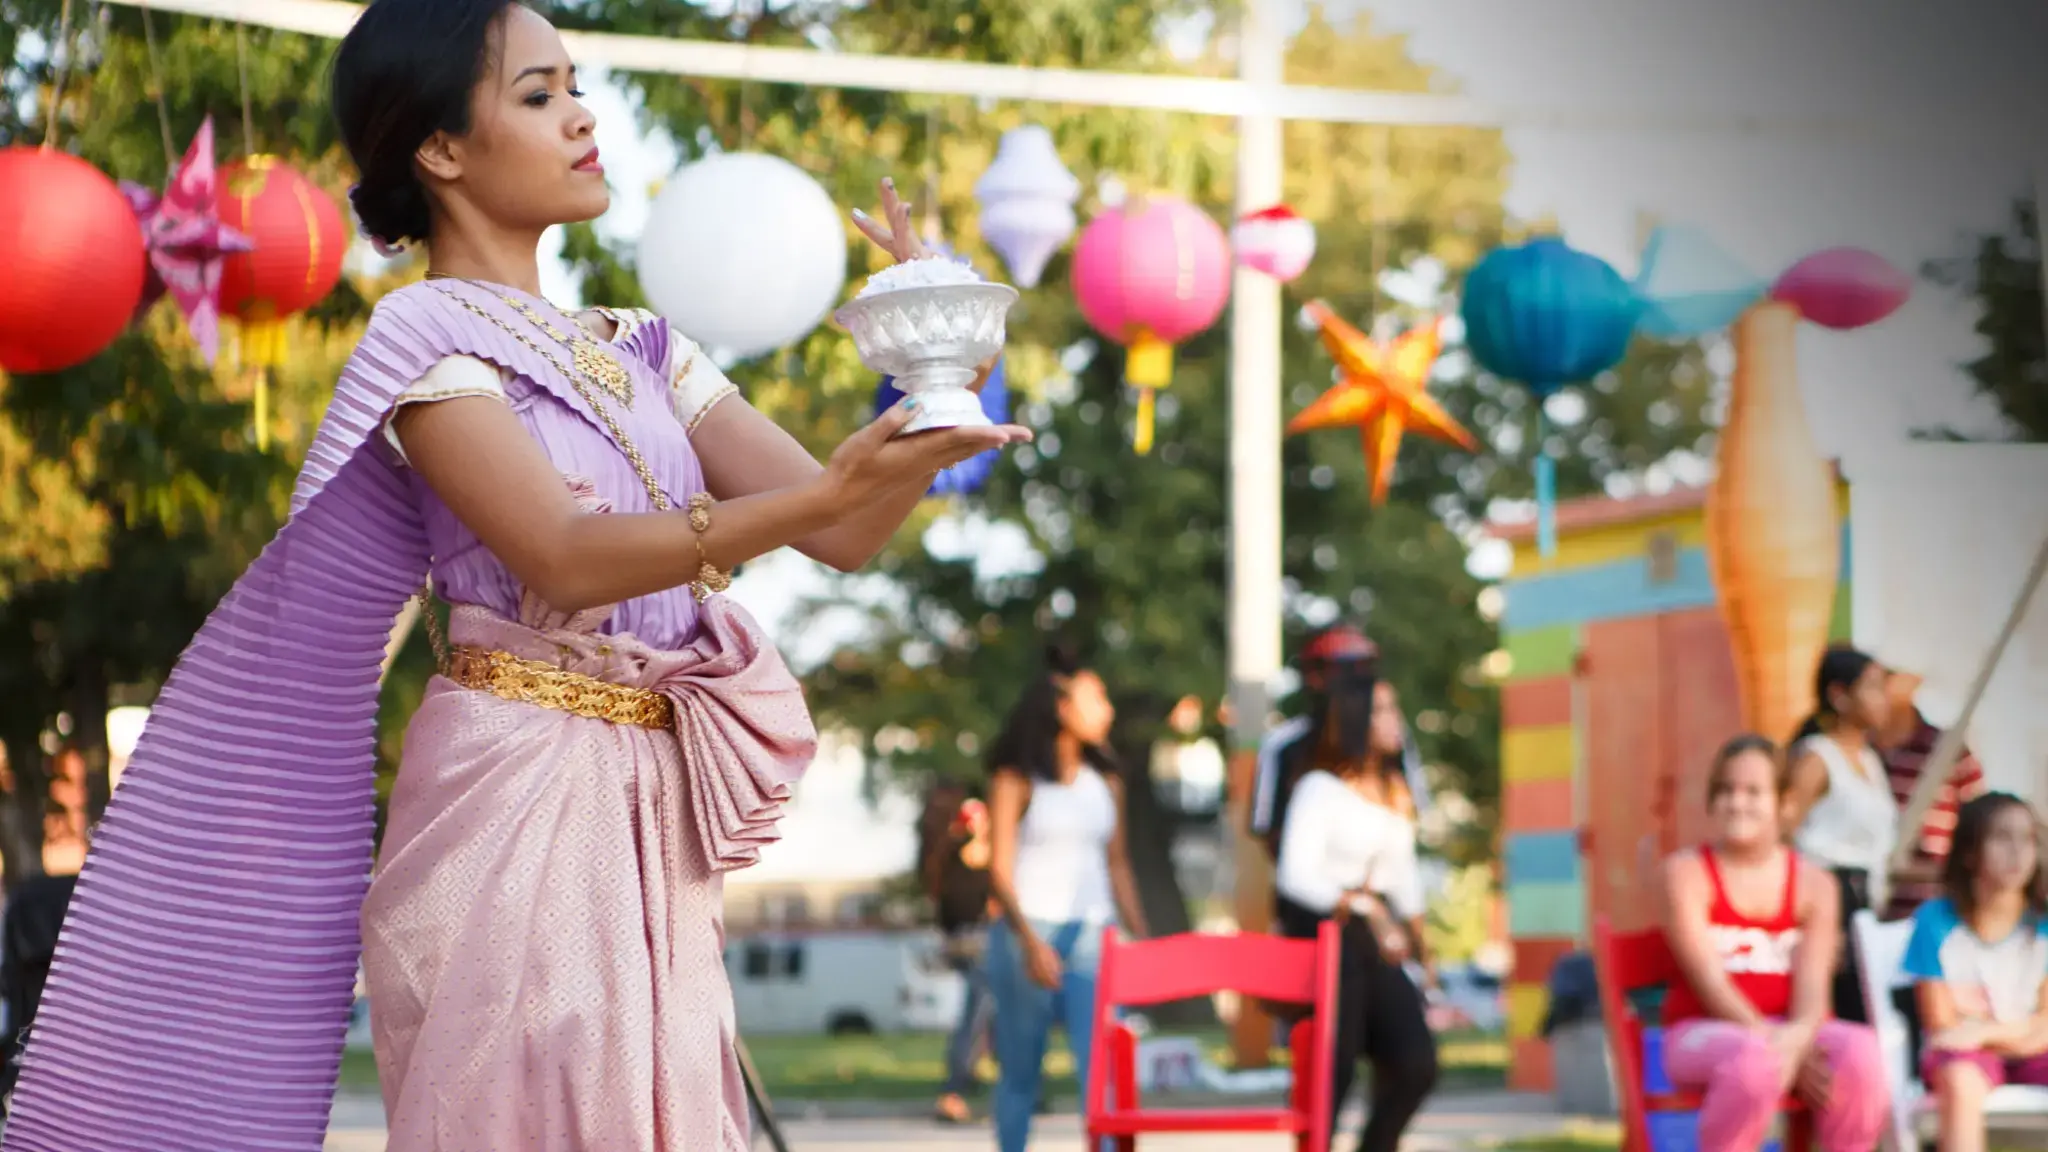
[1460,238,1639,558]
[874,357,1009,497]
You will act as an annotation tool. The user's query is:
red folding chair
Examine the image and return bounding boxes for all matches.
[1593,917,1812,1152]
[1084,922,1341,1152]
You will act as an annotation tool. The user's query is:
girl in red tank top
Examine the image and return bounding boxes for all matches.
[1661,842,1804,1025]
[1658,735,1889,1152]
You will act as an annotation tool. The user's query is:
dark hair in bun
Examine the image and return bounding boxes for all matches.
[332,0,517,250]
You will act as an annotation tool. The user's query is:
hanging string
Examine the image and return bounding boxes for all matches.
[138,1,176,167]
[919,102,942,247]
[40,0,77,150]
[1366,126,1388,328]
[235,21,256,156]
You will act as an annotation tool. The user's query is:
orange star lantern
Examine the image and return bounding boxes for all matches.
[1287,301,1477,504]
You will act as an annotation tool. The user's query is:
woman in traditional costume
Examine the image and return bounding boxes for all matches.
[0,3,1027,1150]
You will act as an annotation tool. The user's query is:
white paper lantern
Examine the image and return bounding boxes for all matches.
[637,152,847,361]
[1231,205,1317,283]
[973,125,1079,289]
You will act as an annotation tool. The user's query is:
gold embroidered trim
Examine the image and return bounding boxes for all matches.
[685,383,739,434]
[394,384,507,406]
[444,646,673,729]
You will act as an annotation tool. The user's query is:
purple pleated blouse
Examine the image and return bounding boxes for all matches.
[405,295,707,648]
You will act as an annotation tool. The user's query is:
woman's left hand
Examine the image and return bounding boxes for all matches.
[1794,1046,1833,1109]
[852,178,999,394]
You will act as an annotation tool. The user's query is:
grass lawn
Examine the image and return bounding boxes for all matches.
[337,1027,1511,1107]
[737,1026,1508,1105]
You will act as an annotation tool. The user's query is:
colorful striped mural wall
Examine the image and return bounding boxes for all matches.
[1496,486,1852,1092]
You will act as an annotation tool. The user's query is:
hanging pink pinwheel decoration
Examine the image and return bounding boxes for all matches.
[119,117,254,365]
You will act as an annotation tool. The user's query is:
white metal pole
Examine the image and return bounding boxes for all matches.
[1224,0,1287,1072]
[1227,2,1286,771]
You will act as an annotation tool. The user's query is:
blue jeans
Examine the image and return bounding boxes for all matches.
[940,942,993,1096]
[985,919,1104,1152]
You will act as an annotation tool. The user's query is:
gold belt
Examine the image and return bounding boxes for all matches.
[442,646,674,730]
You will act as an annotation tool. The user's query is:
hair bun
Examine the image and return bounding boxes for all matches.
[348,176,430,253]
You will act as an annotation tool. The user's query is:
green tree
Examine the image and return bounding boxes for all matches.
[1925,197,2045,440]
[564,2,1719,939]
[0,2,366,885]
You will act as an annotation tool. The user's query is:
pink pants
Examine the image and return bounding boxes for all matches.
[1664,1019,1890,1152]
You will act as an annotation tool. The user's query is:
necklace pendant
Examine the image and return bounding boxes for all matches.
[572,337,635,406]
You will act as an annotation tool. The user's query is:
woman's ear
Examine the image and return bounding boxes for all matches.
[415,130,462,184]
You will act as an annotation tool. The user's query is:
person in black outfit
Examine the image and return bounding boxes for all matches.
[0,871,80,1112]
[920,783,995,1124]
[1270,660,1438,1152]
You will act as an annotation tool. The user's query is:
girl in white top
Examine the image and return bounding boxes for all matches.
[1781,644,1898,1023]
[984,645,1148,1152]
[1274,677,1438,1152]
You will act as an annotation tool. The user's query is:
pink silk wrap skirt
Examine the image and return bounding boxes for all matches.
[360,586,811,1152]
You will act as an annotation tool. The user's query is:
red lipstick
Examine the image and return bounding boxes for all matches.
[574,146,603,173]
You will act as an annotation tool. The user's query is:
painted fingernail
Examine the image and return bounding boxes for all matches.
[883,177,895,189]
[903,396,922,411]
[851,208,871,222]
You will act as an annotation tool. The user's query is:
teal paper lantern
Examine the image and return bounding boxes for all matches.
[1460,238,1638,556]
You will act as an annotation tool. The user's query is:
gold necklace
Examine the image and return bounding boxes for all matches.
[424,273,635,406]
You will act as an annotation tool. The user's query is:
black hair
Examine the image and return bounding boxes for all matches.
[1944,791,2047,922]
[332,0,519,250]
[985,643,1117,782]
[1791,645,1879,747]
[1705,732,1782,804]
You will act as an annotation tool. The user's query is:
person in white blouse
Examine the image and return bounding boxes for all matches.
[1274,673,1438,1152]
[1781,644,1899,1024]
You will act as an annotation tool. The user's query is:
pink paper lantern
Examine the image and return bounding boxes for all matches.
[1071,195,1231,453]
[1232,204,1316,282]
[1769,247,1911,331]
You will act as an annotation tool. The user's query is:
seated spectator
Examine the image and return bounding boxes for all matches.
[1904,792,2048,1152]
[1661,734,1889,1152]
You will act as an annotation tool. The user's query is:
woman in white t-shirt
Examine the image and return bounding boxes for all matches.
[984,645,1150,1152]
[1274,674,1438,1152]
[1782,645,1898,1022]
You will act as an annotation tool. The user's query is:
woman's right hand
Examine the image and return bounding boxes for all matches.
[822,399,1031,506]
[1024,935,1064,991]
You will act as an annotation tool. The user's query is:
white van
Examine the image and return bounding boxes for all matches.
[725,928,962,1036]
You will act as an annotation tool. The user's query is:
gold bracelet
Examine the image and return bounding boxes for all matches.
[687,492,732,603]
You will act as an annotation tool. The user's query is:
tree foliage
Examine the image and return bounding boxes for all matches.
[1925,198,2045,441]
[0,2,365,884]
[563,4,1720,908]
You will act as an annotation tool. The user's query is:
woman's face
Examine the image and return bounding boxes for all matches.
[1831,662,1893,732]
[425,6,609,237]
[1057,670,1116,747]
[1976,804,2041,894]
[1710,750,1780,847]
[1370,682,1405,757]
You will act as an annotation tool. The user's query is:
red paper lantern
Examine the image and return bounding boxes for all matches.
[0,146,148,374]
[218,155,347,368]
[1070,195,1232,454]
